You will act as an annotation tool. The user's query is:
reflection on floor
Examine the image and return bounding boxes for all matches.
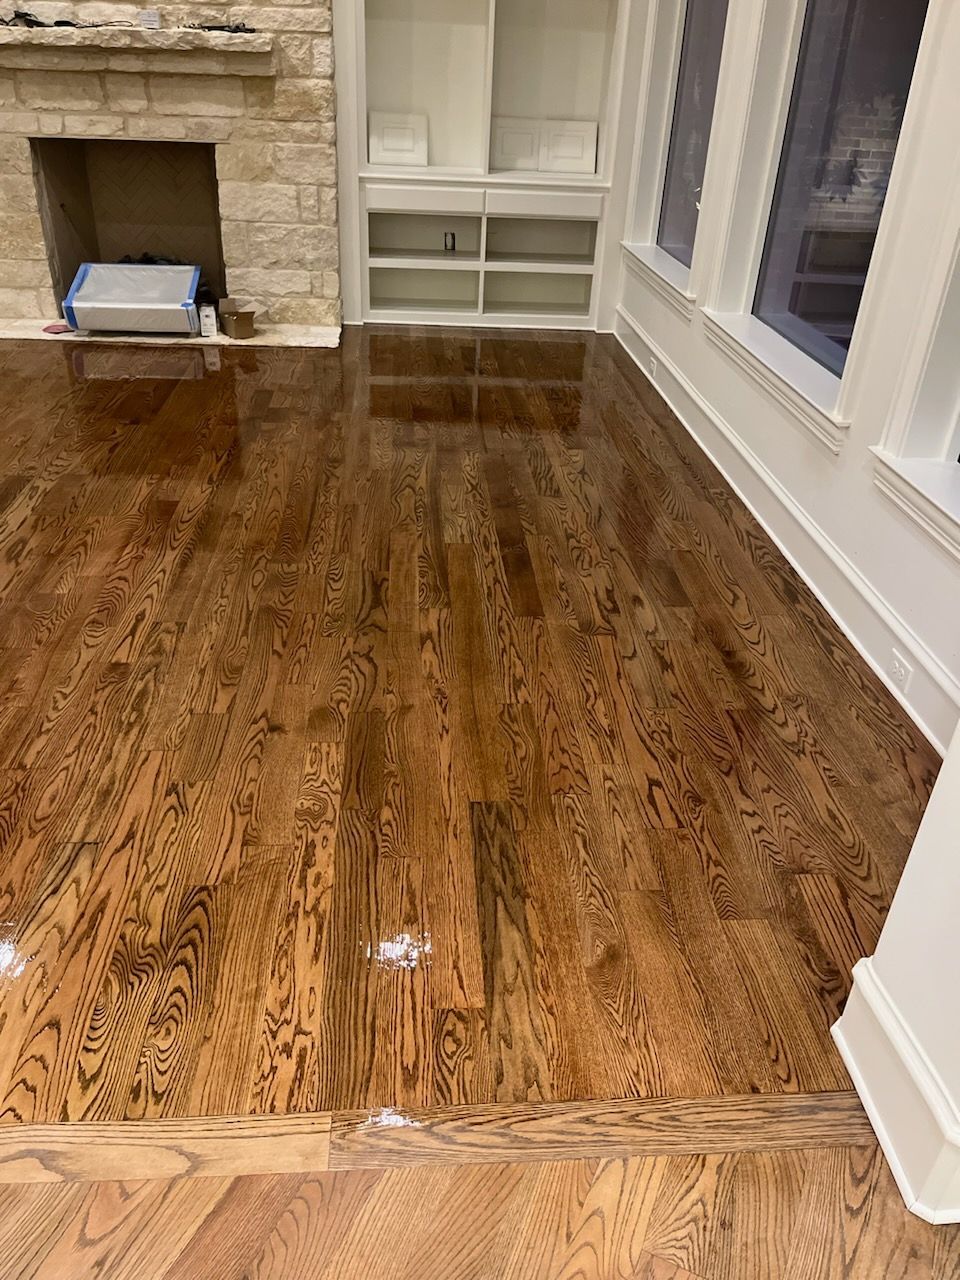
[0,329,949,1275]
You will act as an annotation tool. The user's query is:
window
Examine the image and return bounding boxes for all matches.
[657,0,729,269]
[754,0,929,376]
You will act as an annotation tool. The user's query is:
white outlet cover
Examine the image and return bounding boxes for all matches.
[890,648,914,690]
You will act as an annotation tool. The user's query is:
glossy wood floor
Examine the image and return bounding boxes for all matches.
[0,329,948,1274]
[3,1143,959,1279]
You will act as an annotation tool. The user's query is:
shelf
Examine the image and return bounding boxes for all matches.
[483,257,595,274]
[360,167,610,190]
[370,254,481,269]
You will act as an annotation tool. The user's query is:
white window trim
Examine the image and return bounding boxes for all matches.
[872,451,960,566]
[621,242,695,320]
[624,0,687,247]
[702,309,849,453]
[865,0,960,563]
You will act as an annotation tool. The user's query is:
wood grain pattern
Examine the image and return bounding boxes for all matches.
[327,1092,874,1170]
[0,330,941,1124]
[0,1145,956,1279]
[0,1113,331,1184]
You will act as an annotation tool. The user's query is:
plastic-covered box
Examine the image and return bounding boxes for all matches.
[63,263,201,335]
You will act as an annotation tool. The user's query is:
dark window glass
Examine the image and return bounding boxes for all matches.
[657,0,730,268]
[753,0,929,375]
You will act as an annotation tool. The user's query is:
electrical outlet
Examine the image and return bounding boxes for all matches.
[889,648,913,692]
[649,357,658,379]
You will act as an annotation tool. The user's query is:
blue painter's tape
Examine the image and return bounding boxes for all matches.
[181,265,201,307]
[63,261,91,330]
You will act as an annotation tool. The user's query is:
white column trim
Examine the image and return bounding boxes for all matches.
[834,959,960,1224]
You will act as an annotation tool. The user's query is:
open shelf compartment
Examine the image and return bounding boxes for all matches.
[370,266,481,313]
[490,0,619,176]
[365,0,491,172]
[483,270,592,316]
[368,212,482,262]
[485,216,598,266]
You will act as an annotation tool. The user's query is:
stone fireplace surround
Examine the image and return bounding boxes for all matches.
[0,1,340,341]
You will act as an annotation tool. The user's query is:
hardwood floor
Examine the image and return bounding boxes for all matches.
[0,328,947,1273]
[2,1144,958,1279]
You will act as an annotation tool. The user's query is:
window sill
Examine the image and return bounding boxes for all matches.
[871,449,960,565]
[702,310,850,454]
[622,243,696,321]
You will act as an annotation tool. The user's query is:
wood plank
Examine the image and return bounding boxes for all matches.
[327,1092,874,1170]
[0,1113,331,1184]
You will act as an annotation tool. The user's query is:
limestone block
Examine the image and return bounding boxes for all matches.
[216,143,276,183]
[227,267,311,297]
[15,70,104,111]
[277,35,313,78]
[38,113,63,134]
[125,115,188,140]
[0,109,39,134]
[0,136,33,174]
[312,37,334,78]
[218,181,300,224]
[0,260,53,287]
[247,222,337,270]
[219,220,250,266]
[244,77,334,123]
[272,143,336,185]
[0,73,14,107]
[147,74,244,117]
[268,297,340,326]
[0,175,40,215]
[0,210,47,259]
[64,113,124,136]
[319,187,337,227]
[181,117,234,143]
[298,185,320,223]
[230,7,332,35]
[318,269,339,300]
[0,287,46,319]
[104,72,148,113]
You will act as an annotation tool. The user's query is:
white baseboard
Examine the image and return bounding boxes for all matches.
[833,959,960,1223]
[614,306,960,755]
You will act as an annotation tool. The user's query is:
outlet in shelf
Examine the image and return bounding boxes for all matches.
[889,648,914,693]
[649,357,658,379]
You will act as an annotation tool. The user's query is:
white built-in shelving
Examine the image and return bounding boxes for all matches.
[335,0,634,328]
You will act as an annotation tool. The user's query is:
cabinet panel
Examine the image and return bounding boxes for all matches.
[485,190,604,219]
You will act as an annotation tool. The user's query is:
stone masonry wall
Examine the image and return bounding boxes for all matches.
[0,1,339,326]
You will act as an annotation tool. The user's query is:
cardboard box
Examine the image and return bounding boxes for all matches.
[218,296,257,340]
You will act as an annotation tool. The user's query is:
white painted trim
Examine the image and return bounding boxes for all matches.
[614,303,960,752]
[702,310,848,454]
[621,243,695,320]
[872,450,960,568]
[833,959,960,1224]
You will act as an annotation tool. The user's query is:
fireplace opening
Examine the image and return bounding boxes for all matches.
[31,138,226,312]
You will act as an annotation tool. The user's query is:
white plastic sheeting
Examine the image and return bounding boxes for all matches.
[63,263,201,335]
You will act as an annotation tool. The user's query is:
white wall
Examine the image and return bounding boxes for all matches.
[611,0,960,753]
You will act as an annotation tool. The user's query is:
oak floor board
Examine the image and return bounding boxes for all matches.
[327,1092,873,1170]
[0,1145,942,1280]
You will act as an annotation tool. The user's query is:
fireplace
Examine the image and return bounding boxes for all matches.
[0,1,341,341]
[32,138,226,310]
